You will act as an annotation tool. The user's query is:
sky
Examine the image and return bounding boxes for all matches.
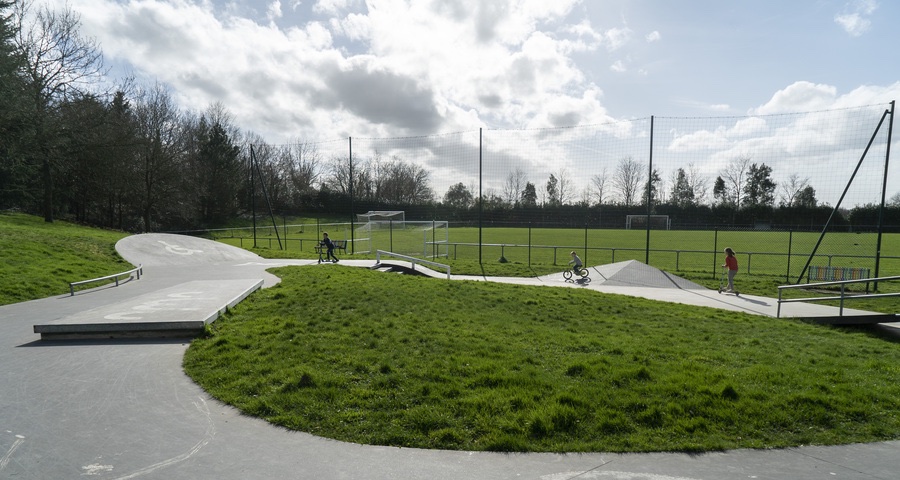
[36,0,900,204]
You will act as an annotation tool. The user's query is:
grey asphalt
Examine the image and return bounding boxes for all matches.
[1,233,898,480]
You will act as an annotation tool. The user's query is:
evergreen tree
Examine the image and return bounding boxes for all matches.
[521,182,537,207]
[794,185,817,208]
[0,0,28,210]
[443,182,473,209]
[197,121,242,224]
[671,168,695,207]
[546,174,559,206]
[742,163,776,207]
[713,176,729,206]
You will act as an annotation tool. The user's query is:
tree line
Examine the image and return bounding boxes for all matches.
[1,1,895,233]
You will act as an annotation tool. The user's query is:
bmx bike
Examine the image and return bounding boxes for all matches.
[563,266,590,282]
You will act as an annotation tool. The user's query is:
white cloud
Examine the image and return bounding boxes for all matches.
[53,0,616,142]
[834,0,878,36]
[750,81,838,115]
[266,0,283,22]
[645,30,661,42]
[834,13,870,36]
[602,26,632,52]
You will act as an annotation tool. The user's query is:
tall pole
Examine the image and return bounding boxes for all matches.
[478,127,483,265]
[250,144,257,248]
[645,116,654,264]
[349,137,354,254]
[874,100,894,285]
[796,107,890,283]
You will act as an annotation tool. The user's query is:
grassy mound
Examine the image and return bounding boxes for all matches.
[0,212,129,305]
[184,266,900,452]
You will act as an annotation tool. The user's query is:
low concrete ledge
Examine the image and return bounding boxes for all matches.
[34,279,263,340]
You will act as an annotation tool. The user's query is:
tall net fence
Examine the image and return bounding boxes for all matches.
[249,103,896,280]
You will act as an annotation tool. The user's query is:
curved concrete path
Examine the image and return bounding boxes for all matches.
[1,233,898,480]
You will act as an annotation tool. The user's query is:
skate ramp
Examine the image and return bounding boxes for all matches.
[116,233,262,266]
[588,260,706,289]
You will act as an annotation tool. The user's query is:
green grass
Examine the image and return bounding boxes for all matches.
[0,212,130,305]
[216,224,900,277]
[183,266,900,452]
[3,212,900,453]
[224,234,900,315]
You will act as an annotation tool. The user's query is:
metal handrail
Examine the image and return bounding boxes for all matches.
[375,250,451,279]
[776,275,900,318]
[69,264,143,296]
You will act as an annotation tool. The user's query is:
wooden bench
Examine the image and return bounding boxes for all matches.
[315,240,347,255]
[807,266,870,283]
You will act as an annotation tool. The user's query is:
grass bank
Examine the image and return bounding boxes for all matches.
[183,265,900,453]
[0,212,130,305]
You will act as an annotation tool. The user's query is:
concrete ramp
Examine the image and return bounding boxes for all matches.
[533,260,706,290]
[116,233,263,266]
[582,260,706,289]
[33,279,262,340]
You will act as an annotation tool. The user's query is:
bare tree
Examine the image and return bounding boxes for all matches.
[556,167,573,205]
[889,191,900,207]
[613,156,644,206]
[286,140,320,200]
[718,155,751,207]
[325,155,371,200]
[502,167,528,206]
[578,186,592,207]
[590,167,609,205]
[132,82,186,231]
[686,163,709,204]
[778,173,810,207]
[374,155,433,204]
[245,135,289,211]
[14,0,105,222]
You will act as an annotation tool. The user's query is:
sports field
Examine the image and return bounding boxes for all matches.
[220,224,900,280]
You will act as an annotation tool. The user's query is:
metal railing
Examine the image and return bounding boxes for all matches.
[776,275,900,318]
[375,250,451,279]
[69,264,143,296]
[433,241,899,279]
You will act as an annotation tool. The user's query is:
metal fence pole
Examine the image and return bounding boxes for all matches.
[583,223,588,265]
[528,223,532,266]
[786,230,793,283]
[712,228,718,278]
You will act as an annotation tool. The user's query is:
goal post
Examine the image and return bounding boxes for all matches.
[626,215,670,230]
[422,221,449,259]
[353,213,449,258]
[356,210,405,229]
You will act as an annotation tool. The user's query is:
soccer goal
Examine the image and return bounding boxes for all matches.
[354,212,448,259]
[625,215,670,230]
[357,210,405,229]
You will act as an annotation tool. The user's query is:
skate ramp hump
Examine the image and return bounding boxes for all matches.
[116,233,263,266]
[590,260,706,289]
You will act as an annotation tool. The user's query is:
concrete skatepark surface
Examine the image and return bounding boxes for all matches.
[2,233,899,479]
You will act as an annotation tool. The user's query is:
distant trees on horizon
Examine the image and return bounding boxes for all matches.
[1,1,895,233]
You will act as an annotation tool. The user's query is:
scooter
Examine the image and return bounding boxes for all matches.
[717,267,739,295]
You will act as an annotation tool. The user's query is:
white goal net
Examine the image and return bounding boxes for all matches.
[356,210,405,229]
[353,214,449,259]
[625,215,670,230]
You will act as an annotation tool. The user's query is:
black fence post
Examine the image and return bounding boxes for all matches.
[712,228,718,278]
[584,223,588,265]
[528,223,532,267]
[786,230,793,283]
